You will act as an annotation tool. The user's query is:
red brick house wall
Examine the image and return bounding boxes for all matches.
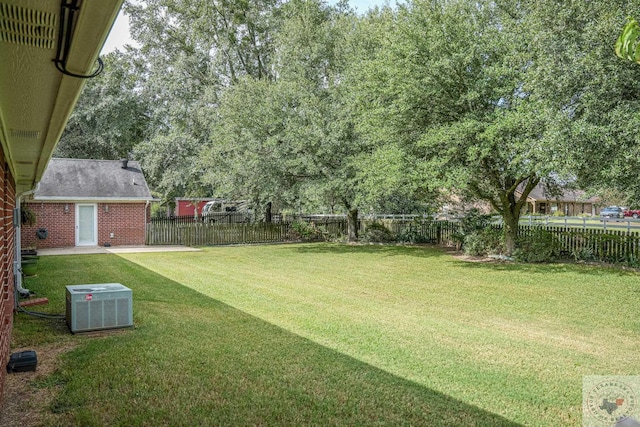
[22,203,74,249]
[98,203,148,246]
[0,154,16,404]
[22,202,149,249]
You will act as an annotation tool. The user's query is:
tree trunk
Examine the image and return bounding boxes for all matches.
[503,208,520,256]
[347,208,358,242]
[265,202,272,223]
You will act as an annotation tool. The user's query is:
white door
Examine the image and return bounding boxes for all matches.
[76,204,97,246]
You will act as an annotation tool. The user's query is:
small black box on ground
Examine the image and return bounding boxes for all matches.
[6,350,37,373]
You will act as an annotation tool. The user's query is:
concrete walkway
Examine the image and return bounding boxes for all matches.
[36,245,201,256]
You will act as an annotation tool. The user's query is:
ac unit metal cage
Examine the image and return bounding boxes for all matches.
[65,283,133,333]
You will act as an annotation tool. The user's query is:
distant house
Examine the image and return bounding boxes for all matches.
[517,184,599,216]
[22,159,153,249]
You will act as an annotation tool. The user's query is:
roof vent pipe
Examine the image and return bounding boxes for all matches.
[121,159,128,169]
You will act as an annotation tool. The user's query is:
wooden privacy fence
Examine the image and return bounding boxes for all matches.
[147,222,291,246]
[146,219,640,265]
[146,219,459,247]
[366,219,460,245]
[519,225,640,263]
[146,220,350,246]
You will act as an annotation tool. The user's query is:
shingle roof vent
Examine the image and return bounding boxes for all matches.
[120,159,128,169]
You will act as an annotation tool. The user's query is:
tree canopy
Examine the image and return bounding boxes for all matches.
[55,50,149,160]
[56,0,640,248]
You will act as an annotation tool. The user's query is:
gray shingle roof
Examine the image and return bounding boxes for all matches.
[34,158,152,201]
[518,183,599,203]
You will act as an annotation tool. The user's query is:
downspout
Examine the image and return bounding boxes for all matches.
[144,199,149,245]
[14,184,39,300]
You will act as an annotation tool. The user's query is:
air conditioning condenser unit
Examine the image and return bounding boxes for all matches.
[66,283,133,333]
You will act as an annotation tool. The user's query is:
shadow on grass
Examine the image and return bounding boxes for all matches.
[291,242,447,259]
[18,254,522,427]
[449,256,640,277]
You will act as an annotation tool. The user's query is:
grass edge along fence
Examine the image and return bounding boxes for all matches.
[146,219,459,247]
[146,219,640,267]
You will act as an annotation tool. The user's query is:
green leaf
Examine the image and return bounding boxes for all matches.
[615,18,640,64]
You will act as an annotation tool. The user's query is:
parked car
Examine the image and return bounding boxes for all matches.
[624,209,640,219]
[599,206,624,219]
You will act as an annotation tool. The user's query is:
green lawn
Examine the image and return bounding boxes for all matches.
[11,243,640,426]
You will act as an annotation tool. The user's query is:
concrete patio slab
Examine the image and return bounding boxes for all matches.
[36,246,201,256]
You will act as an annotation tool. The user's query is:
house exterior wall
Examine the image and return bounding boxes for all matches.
[97,203,148,246]
[22,202,149,249]
[0,155,16,404]
[22,203,74,248]
[525,201,595,216]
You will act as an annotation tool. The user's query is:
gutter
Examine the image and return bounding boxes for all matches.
[14,184,39,299]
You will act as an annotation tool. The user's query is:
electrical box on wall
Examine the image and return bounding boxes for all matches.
[65,284,133,333]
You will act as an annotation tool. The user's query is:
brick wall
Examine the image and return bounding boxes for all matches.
[98,203,147,246]
[22,202,148,248]
[0,154,16,404]
[22,203,74,249]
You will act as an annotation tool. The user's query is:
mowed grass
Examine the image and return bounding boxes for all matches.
[11,243,640,426]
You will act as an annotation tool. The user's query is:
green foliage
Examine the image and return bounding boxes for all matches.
[459,209,493,235]
[361,222,396,243]
[150,204,168,219]
[199,1,366,240]
[349,0,575,253]
[288,221,324,241]
[571,246,597,262]
[616,17,640,64]
[525,1,640,201]
[55,51,149,160]
[463,229,504,257]
[513,229,559,263]
[450,209,497,252]
[396,219,436,244]
[20,205,36,226]
[55,0,640,227]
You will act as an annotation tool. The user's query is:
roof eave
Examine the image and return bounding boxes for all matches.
[31,197,153,203]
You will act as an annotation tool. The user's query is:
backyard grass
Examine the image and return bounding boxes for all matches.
[7,243,640,426]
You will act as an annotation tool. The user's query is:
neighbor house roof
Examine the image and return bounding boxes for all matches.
[517,183,599,203]
[33,158,152,202]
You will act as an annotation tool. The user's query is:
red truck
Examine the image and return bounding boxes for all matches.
[624,209,640,218]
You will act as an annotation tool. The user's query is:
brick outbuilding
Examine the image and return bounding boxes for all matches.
[22,158,153,249]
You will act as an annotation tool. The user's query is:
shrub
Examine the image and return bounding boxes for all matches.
[452,209,497,253]
[362,222,396,243]
[397,220,432,244]
[21,206,36,226]
[513,228,558,263]
[459,209,493,234]
[571,246,596,262]
[463,229,504,256]
[288,221,323,241]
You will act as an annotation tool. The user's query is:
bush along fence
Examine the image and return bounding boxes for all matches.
[146,218,640,267]
[520,225,640,265]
